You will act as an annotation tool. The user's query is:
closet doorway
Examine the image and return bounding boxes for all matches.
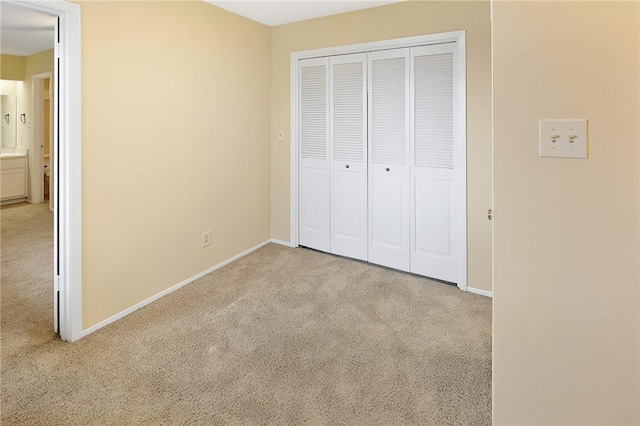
[290,32,467,290]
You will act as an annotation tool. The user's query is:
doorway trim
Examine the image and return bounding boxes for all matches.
[289,31,468,290]
[11,0,82,341]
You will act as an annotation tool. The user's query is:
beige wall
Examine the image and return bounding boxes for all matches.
[493,1,640,424]
[79,1,271,328]
[0,54,26,81]
[270,1,492,292]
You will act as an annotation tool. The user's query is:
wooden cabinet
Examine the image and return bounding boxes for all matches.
[1,156,28,204]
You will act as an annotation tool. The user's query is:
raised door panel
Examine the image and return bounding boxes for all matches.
[299,57,330,252]
[370,171,409,270]
[415,179,450,255]
[299,166,331,250]
[332,168,366,258]
[330,54,367,260]
[410,44,458,282]
[368,49,410,272]
[412,178,456,281]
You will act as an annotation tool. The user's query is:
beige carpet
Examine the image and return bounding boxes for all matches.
[1,202,491,425]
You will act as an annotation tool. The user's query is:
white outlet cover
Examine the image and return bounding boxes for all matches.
[539,119,588,159]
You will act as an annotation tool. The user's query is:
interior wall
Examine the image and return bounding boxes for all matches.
[492,1,640,424]
[270,1,492,292]
[78,1,271,329]
[18,49,54,202]
[0,54,26,81]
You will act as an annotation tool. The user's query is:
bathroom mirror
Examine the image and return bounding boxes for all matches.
[1,95,17,148]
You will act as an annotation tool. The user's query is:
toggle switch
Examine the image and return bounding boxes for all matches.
[539,119,588,159]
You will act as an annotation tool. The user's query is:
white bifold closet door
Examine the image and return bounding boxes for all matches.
[329,54,368,261]
[410,44,458,282]
[299,43,461,284]
[368,48,411,272]
[298,57,330,252]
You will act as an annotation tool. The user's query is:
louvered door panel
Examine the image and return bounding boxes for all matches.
[333,60,365,164]
[414,52,454,169]
[330,54,368,260]
[371,57,407,166]
[368,49,411,272]
[301,64,328,160]
[410,44,458,282]
[299,57,330,252]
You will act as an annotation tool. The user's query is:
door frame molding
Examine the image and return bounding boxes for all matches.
[290,31,468,290]
[11,0,83,341]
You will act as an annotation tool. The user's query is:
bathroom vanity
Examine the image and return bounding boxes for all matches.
[1,153,28,204]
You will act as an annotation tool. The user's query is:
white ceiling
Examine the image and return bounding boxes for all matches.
[1,1,56,56]
[205,0,404,27]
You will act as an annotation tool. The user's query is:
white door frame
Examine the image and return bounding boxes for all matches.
[10,0,82,341]
[31,71,51,205]
[290,31,468,290]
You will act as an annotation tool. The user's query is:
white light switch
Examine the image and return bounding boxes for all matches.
[277,130,285,141]
[539,119,588,159]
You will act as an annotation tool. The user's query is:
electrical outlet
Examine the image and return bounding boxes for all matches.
[201,231,210,248]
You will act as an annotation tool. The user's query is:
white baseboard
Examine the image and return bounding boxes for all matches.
[81,240,271,337]
[270,238,296,248]
[467,287,493,298]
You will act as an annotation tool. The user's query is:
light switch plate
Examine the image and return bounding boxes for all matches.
[539,119,588,159]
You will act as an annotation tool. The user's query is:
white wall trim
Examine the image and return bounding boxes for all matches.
[289,57,299,249]
[12,0,83,342]
[270,238,296,248]
[467,287,493,298]
[290,31,468,290]
[291,31,466,61]
[455,32,468,292]
[81,240,271,337]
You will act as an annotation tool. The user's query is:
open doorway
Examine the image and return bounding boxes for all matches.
[32,71,53,209]
[1,0,82,342]
[43,76,51,208]
[1,3,56,344]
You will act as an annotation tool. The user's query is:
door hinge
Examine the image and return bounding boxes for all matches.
[488,209,493,220]
[54,275,60,292]
[55,43,62,59]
